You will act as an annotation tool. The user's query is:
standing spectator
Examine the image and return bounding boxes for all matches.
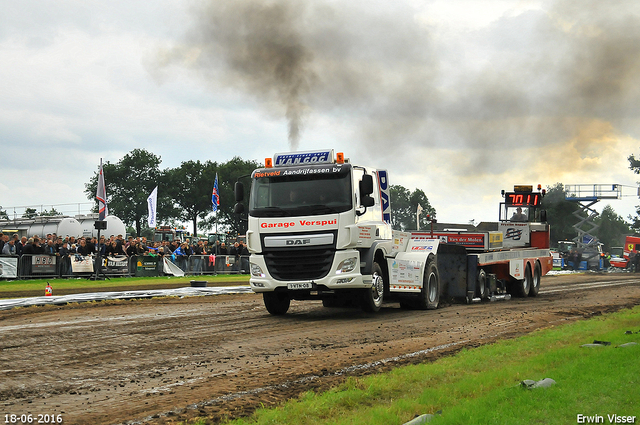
[87,237,97,254]
[229,242,240,271]
[192,240,205,273]
[98,236,107,256]
[76,238,93,256]
[2,239,17,256]
[32,237,45,254]
[0,233,7,252]
[106,240,126,257]
[125,241,137,256]
[54,236,63,251]
[44,239,57,255]
[22,238,35,255]
[172,242,189,271]
[58,241,71,276]
[15,235,24,256]
[239,241,250,273]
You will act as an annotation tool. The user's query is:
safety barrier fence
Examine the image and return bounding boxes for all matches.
[0,254,250,280]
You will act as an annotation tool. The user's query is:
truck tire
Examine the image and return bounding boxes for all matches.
[529,261,541,297]
[263,292,291,315]
[416,259,440,310]
[514,263,532,297]
[477,269,488,299]
[361,262,385,313]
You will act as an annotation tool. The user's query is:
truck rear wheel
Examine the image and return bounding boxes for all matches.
[529,262,541,297]
[263,292,291,315]
[514,263,532,297]
[416,259,440,310]
[361,262,384,313]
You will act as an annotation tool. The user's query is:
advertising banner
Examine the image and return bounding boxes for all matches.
[0,257,18,279]
[135,256,159,277]
[71,254,94,273]
[32,255,56,274]
[105,255,129,274]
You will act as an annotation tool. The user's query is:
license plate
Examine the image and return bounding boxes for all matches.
[287,282,313,290]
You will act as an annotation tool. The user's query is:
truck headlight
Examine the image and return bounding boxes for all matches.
[250,263,265,278]
[336,257,357,274]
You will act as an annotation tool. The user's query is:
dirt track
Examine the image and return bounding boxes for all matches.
[1,273,640,425]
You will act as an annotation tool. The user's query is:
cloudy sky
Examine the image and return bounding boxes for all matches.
[2,0,640,229]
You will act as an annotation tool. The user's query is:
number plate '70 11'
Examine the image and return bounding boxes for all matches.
[287,282,313,290]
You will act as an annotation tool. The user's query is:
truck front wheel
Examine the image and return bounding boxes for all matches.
[263,292,291,315]
[361,262,384,313]
[417,259,440,310]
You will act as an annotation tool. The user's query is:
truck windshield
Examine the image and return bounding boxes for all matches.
[250,165,352,217]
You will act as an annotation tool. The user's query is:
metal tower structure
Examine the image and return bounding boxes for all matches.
[564,184,622,249]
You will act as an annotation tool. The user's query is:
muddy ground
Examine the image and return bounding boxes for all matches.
[1,273,639,425]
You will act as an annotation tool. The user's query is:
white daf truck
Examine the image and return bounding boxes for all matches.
[234,150,552,315]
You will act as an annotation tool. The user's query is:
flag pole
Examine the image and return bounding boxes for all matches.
[94,159,103,280]
[93,158,109,281]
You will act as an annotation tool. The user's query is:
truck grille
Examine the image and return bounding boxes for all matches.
[264,248,334,281]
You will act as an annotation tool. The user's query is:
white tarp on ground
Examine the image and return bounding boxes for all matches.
[0,285,253,310]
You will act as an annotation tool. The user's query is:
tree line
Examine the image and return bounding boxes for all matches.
[77,148,640,250]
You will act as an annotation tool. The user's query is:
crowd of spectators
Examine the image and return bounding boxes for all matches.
[0,231,250,270]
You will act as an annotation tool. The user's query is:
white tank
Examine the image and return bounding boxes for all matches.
[0,217,83,239]
[76,214,127,239]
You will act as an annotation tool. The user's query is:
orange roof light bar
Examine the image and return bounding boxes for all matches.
[336,152,344,164]
[265,157,273,168]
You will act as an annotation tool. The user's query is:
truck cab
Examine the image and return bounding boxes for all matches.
[235,149,393,315]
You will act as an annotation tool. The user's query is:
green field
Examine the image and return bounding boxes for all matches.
[195,306,639,425]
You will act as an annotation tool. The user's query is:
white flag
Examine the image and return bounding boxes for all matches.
[417,203,423,230]
[147,186,158,227]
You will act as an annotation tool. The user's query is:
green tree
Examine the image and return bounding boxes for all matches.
[40,208,62,217]
[200,157,260,236]
[389,185,436,231]
[540,183,584,246]
[22,208,38,219]
[594,205,631,251]
[85,149,170,236]
[628,154,640,232]
[165,160,218,238]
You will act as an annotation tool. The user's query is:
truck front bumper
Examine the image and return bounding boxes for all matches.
[248,251,371,293]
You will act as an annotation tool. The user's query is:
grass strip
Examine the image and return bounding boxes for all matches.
[212,306,640,425]
[0,274,249,296]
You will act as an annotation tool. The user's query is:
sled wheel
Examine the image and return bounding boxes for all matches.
[529,261,541,297]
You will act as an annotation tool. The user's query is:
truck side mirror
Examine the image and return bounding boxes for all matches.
[234,203,245,214]
[361,195,375,207]
[235,182,244,202]
[360,174,373,196]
